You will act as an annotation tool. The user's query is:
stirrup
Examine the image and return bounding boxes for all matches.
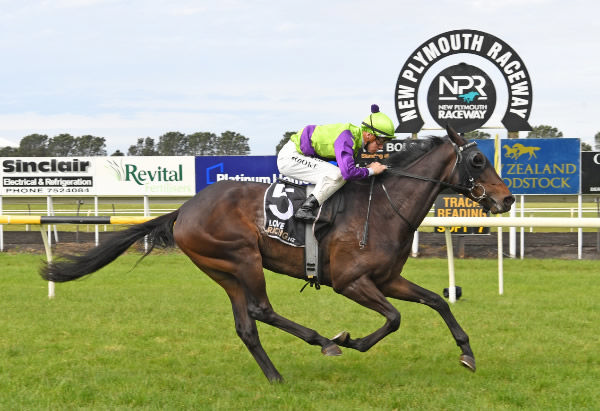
[294,208,316,221]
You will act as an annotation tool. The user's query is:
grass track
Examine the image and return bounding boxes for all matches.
[0,253,598,409]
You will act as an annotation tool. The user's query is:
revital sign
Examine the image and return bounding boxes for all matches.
[395,29,533,134]
[96,157,196,196]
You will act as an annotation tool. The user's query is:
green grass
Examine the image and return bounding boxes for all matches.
[0,253,598,409]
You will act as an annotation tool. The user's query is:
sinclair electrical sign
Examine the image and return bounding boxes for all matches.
[395,29,533,134]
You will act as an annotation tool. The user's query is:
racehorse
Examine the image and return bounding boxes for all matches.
[41,125,514,382]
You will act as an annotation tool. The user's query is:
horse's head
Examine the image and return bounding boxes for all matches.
[446,125,514,214]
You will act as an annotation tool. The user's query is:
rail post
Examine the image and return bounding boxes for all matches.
[39,226,55,299]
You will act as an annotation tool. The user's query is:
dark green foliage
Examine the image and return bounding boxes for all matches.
[276,131,296,154]
[527,125,563,138]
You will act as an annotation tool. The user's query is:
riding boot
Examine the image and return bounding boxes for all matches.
[294,194,320,221]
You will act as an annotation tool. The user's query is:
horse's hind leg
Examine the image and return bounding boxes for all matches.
[381,276,476,372]
[206,268,284,382]
[240,271,342,357]
[191,259,340,381]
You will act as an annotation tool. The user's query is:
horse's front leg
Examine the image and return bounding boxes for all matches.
[381,276,476,372]
[331,275,401,352]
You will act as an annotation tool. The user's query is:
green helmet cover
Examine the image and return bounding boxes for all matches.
[361,104,395,138]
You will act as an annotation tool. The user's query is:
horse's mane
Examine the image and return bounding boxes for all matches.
[383,136,446,168]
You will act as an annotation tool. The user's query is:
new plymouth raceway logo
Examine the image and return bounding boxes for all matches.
[427,63,496,132]
[395,29,533,133]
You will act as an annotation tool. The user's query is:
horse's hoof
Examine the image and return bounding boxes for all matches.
[321,343,342,356]
[460,354,476,372]
[268,374,285,384]
[331,331,349,345]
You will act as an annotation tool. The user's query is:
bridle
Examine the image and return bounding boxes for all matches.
[385,140,489,202]
[362,139,490,240]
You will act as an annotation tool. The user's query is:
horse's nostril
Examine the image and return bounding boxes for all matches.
[504,195,515,208]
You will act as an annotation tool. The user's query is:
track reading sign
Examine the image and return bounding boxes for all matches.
[434,194,490,234]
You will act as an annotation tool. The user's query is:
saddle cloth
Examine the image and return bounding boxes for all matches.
[263,180,344,247]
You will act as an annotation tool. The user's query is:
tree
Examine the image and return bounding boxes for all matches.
[216,131,250,155]
[19,134,48,156]
[275,131,296,154]
[527,125,563,139]
[47,133,76,156]
[187,132,217,155]
[111,150,125,156]
[594,131,600,151]
[158,131,188,156]
[463,130,491,139]
[0,146,18,156]
[581,142,592,151]
[75,135,107,156]
[128,137,158,156]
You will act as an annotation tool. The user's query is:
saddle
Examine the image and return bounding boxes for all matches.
[263,180,344,247]
[264,180,345,290]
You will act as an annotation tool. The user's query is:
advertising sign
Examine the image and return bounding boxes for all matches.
[395,29,533,134]
[1,157,95,196]
[500,138,580,194]
[427,63,496,133]
[96,157,196,196]
[434,194,490,234]
[581,151,600,194]
[382,138,494,163]
[195,156,300,192]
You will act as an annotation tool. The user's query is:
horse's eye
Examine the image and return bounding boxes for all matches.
[469,152,486,169]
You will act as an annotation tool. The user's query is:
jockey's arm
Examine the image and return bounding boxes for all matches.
[333,130,370,180]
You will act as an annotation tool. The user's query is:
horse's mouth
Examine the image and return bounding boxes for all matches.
[485,195,514,214]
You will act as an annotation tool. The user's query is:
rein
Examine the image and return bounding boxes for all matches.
[359,176,376,249]
[359,141,488,246]
[385,141,483,195]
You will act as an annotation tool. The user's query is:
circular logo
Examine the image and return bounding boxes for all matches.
[427,63,496,133]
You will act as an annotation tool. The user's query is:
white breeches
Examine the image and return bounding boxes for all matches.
[277,141,346,205]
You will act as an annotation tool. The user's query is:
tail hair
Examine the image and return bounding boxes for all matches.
[40,210,179,283]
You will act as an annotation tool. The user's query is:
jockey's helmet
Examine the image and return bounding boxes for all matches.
[361,104,395,138]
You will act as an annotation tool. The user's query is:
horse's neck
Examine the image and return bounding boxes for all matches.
[383,142,456,225]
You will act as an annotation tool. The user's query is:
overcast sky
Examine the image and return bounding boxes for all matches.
[1,0,598,155]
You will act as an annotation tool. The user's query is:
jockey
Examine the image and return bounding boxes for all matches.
[277,104,395,221]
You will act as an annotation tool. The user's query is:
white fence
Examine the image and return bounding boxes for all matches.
[418,217,600,303]
[2,195,600,302]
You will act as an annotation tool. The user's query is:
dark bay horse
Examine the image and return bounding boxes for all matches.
[41,126,514,382]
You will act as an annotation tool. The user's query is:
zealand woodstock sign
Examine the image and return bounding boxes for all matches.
[395,29,533,134]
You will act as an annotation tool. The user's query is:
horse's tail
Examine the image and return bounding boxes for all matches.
[40,210,180,283]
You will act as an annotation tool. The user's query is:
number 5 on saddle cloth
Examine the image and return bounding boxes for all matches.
[263,180,344,289]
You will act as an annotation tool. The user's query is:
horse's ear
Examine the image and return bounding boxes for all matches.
[446,123,467,146]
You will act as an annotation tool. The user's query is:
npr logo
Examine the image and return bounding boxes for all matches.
[438,75,488,100]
